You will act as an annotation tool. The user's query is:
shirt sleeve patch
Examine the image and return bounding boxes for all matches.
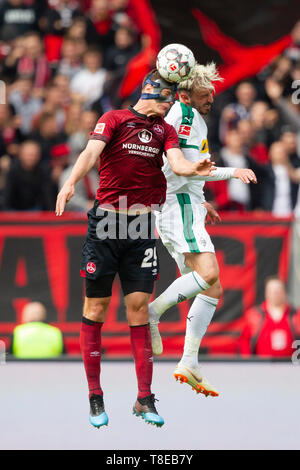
[94,122,106,134]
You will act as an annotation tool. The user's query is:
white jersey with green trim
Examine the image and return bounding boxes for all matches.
[163,100,210,200]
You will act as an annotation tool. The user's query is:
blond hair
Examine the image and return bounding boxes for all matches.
[178,62,223,92]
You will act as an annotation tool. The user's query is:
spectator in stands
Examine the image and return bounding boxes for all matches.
[41,0,81,36]
[70,46,107,109]
[64,101,83,136]
[3,140,54,210]
[110,0,134,29]
[219,81,257,143]
[248,101,271,158]
[105,26,139,73]
[52,73,72,106]
[32,84,67,133]
[218,129,252,210]
[285,160,300,218]
[239,276,300,357]
[104,25,140,107]
[261,141,296,216]
[85,0,117,51]
[0,103,23,158]
[29,112,69,163]
[0,0,41,40]
[281,128,300,168]
[11,301,64,358]
[9,75,42,134]
[68,109,98,162]
[14,31,51,94]
[56,36,82,79]
[265,77,300,148]
[65,16,87,41]
[1,35,25,83]
[0,155,11,209]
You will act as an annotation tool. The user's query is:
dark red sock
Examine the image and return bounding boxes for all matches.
[80,317,103,398]
[130,324,153,399]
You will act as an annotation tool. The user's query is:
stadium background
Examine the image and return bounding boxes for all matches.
[0,0,299,359]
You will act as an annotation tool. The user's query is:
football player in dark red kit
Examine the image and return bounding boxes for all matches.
[56,69,215,428]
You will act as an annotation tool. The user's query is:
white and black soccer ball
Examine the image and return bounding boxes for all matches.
[156,43,195,83]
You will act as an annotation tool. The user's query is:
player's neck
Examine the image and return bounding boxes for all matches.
[133,100,158,118]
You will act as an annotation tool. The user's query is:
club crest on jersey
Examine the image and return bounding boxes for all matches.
[153,124,164,135]
[94,123,105,134]
[138,129,152,143]
[86,262,96,274]
[179,124,191,137]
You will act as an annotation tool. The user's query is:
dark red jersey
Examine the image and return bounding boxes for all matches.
[90,106,179,209]
[239,302,300,357]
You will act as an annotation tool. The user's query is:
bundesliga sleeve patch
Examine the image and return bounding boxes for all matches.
[94,123,106,134]
[178,124,191,137]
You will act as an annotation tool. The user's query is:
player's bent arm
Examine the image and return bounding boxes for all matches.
[166,147,215,177]
[55,139,106,216]
[65,140,105,185]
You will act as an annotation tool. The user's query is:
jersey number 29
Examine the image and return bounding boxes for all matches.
[141,247,157,268]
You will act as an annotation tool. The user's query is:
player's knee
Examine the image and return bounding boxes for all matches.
[202,268,219,287]
[213,281,223,299]
[127,302,149,325]
[83,298,110,322]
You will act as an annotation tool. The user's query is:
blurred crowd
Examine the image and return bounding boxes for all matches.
[206,33,300,217]
[0,0,147,211]
[0,0,299,217]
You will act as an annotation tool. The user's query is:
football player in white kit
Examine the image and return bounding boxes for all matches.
[149,63,257,397]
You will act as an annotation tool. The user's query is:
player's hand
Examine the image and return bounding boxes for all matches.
[234,168,257,184]
[194,158,216,176]
[55,183,75,216]
[202,201,221,225]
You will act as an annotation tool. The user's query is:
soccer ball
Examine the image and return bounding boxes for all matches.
[156,43,195,83]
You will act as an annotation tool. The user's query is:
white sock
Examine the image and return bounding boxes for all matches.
[180,293,219,369]
[149,272,211,320]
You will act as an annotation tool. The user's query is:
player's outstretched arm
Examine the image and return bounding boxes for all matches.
[233,168,257,184]
[197,167,257,183]
[55,139,106,216]
[166,147,216,176]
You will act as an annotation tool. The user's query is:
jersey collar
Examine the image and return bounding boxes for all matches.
[128,105,147,120]
[128,105,157,121]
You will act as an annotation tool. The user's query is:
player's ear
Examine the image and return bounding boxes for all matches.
[179,91,191,106]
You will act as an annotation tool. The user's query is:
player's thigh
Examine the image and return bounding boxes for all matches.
[184,251,220,280]
[83,275,115,322]
[124,290,152,326]
[81,204,119,280]
[119,216,159,284]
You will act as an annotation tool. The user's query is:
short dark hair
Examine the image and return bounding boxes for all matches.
[84,46,103,57]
